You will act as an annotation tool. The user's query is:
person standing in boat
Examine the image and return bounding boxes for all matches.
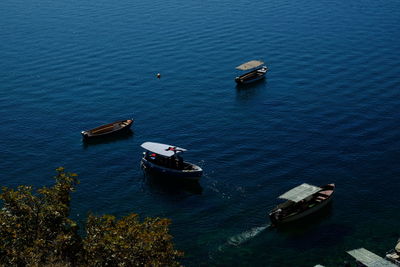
[166,146,180,169]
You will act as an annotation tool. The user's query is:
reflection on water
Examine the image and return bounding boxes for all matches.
[235,79,268,102]
[143,172,203,195]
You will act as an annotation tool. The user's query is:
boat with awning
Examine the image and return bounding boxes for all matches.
[235,60,268,84]
[347,248,397,267]
[140,142,203,181]
[268,183,335,226]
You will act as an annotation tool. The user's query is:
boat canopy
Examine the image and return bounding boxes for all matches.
[347,248,397,267]
[141,142,187,157]
[236,60,264,71]
[278,183,321,203]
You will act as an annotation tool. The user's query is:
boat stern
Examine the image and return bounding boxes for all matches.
[268,208,281,227]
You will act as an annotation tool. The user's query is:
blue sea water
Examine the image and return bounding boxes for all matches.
[1,0,400,265]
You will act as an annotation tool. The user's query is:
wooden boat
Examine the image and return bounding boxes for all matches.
[81,119,133,140]
[386,239,400,266]
[235,60,268,84]
[140,142,203,181]
[269,183,335,226]
[347,248,397,267]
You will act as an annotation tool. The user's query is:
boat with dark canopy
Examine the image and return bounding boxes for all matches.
[81,119,133,140]
[140,142,203,180]
[269,183,335,226]
[235,60,268,84]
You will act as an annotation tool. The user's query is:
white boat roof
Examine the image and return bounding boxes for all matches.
[236,60,264,70]
[141,142,187,157]
[278,183,322,203]
[347,248,397,267]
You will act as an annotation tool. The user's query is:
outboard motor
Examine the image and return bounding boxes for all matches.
[269,209,282,226]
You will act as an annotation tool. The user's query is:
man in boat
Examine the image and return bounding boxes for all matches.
[165,147,185,170]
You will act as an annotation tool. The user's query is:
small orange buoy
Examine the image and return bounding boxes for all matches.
[156,73,161,78]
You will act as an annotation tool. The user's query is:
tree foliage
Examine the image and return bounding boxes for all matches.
[84,214,183,266]
[0,168,183,266]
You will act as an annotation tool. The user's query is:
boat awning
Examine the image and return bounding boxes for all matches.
[347,248,397,267]
[236,60,264,70]
[141,142,187,157]
[395,241,400,253]
[278,183,321,203]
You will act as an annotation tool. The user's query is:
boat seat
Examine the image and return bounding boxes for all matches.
[387,252,400,259]
[318,191,331,196]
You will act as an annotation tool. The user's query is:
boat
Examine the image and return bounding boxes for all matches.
[235,60,268,84]
[268,183,335,226]
[140,142,203,181]
[386,239,400,266]
[347,248,397,267]
[81,119,133,140]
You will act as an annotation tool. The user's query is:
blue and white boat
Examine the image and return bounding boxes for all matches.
[140,142,203,181]
[235,60,268,84]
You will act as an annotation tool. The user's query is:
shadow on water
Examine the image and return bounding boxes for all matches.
[235,79,268,102]
[275,203,334,232]
[142,171,203,195]
[275,204,353,250]
[82,130,134,148]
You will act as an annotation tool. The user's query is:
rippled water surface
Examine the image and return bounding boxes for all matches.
[1,0,400,265]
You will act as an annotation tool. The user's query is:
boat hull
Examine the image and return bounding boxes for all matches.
[141,157,203,181]
[235,74,265,84]
[82,119,133,140]
[235,66,268,84]
[274,196,332,224]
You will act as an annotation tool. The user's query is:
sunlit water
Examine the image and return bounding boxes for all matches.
[1,0,399,265]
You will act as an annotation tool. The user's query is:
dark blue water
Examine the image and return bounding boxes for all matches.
[1,0,400,265]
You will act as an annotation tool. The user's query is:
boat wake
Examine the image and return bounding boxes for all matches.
[208,224,272,260]
[217,224,271,252]
[227,224,270,246]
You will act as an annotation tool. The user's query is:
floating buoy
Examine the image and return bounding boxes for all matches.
[156,73,161,78]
